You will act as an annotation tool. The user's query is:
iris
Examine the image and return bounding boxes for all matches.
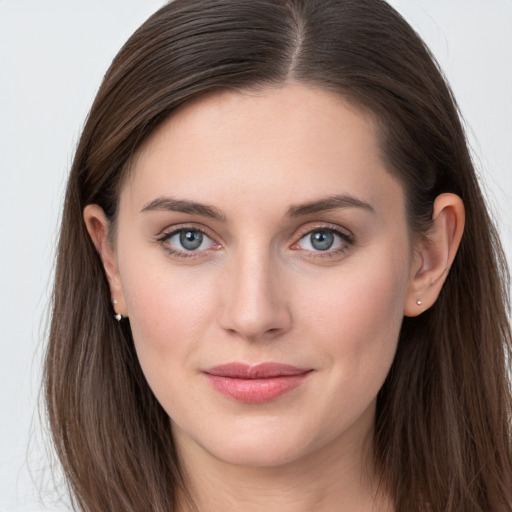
[180,230,203,250]
[310,231,334,251]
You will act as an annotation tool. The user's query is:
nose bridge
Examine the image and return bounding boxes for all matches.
[219,242,291,340]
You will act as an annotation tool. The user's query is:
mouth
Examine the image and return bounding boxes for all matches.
[203,362,313,404]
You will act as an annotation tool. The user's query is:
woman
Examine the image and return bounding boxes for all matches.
[44,0,512,511]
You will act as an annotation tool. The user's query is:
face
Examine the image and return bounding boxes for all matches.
[108,84,417,468]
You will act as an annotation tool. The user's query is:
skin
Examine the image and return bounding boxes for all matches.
[85,83,464,512]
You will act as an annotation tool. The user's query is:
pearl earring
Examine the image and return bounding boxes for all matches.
[416,299,423,306]
[112,299,125,321]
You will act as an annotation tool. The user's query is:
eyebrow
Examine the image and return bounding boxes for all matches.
[140,193,374,221]
[141,197,227,221]
[286,194,375,217]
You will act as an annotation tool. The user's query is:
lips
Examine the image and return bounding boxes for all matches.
[203,363,312,404]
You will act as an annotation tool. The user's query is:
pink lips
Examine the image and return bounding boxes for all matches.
[203,363,312,404]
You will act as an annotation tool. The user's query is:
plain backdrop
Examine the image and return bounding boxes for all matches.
[1,1,511,511]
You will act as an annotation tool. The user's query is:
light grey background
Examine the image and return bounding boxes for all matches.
[1,1,511,511]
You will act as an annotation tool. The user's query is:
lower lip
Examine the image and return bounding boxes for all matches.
[204,373,311,404]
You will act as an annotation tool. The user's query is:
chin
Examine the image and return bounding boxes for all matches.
[173,414,319,469]
[207,437,310,468]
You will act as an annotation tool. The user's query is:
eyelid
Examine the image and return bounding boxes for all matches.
[290,223,355,257]
[291,223,354,245]
[156,224,222,256]
[156,221,222,239]
[155,220,212,237]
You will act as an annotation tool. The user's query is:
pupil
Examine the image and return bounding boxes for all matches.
[180,230,203,250]
[311,231,334,251]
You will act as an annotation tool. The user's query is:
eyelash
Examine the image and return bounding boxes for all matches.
[156,224,355,260]
[156,225,219,259]
[291,224,355,260]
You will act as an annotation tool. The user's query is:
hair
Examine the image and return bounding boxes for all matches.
[44,0,512,511]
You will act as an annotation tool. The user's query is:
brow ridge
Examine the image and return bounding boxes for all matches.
[141,194,373,221]
[286,194,374,217]
[141,197,226,221]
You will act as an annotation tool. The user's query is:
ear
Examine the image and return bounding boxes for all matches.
[404,193,465,317]
[83,204,128,318]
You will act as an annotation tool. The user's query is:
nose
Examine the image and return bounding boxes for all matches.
[218,248,292,342]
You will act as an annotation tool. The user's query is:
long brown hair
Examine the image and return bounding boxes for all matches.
[44,1,512,510]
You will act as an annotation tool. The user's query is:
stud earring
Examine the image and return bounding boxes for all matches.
[416,299,423,306]
[112,299,125,321]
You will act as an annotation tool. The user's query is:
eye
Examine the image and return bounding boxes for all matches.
[157,227,220,256]
[293,227,353,255]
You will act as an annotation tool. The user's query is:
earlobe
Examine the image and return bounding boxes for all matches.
[404,193,465,317]
[83,204,128,318]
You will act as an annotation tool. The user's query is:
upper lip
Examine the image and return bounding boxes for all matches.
[204,362,311,379]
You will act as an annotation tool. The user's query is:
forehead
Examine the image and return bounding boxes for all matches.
[122,83,404,219]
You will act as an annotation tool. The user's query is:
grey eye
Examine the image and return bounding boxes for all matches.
[160,228,219,256]
[310,231,335,251]
[295,228,349,254]
[179,230,203,250]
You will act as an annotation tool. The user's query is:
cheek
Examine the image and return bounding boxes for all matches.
[119,255,220,383]
[318,267,407,342]
[302,250,409,395]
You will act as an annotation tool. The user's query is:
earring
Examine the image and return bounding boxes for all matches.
[112,299,125,321]
[416,299,423,306]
